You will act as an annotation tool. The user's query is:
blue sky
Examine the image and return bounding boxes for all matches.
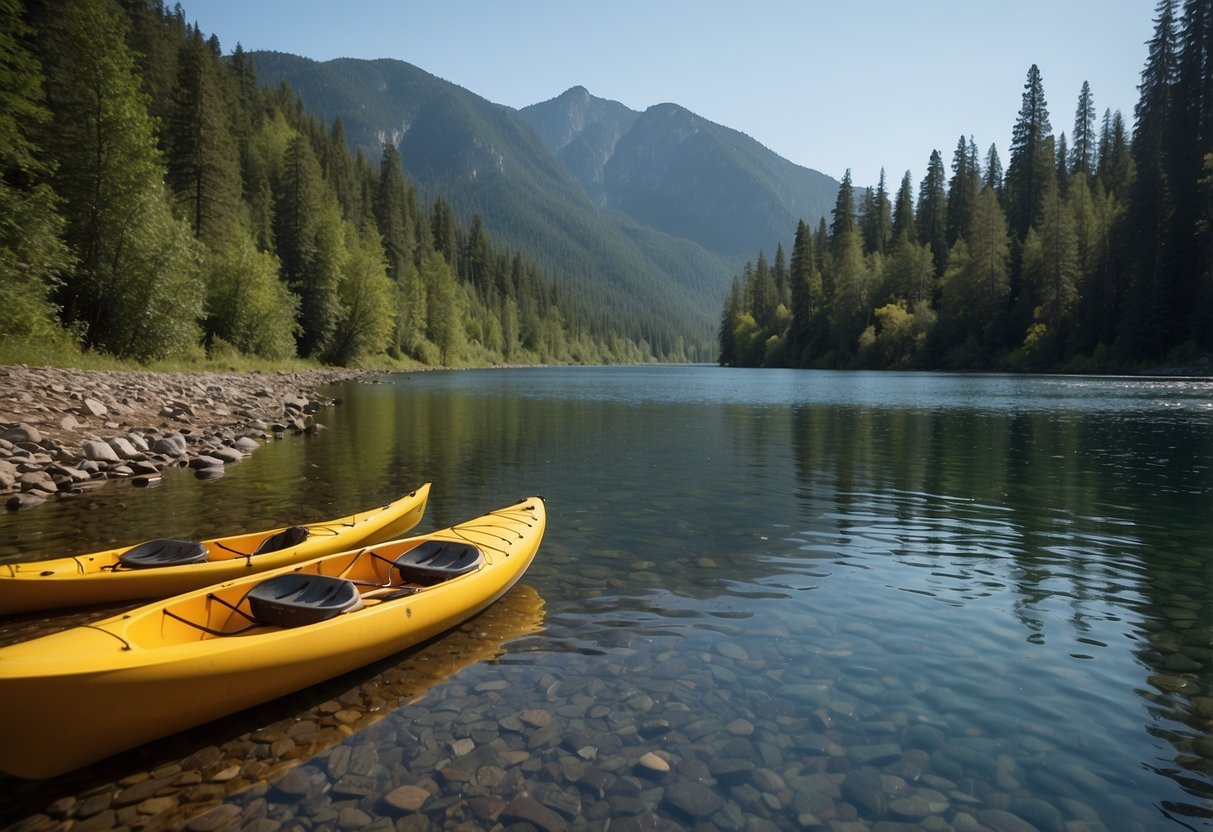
[185,0,1152,191]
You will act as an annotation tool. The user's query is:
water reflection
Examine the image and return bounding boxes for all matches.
[0,367,1209,830]
[0,584,545,829]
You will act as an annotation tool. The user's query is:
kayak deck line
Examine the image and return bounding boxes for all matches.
[144,498,544,642]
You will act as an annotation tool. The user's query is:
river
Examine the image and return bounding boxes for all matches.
[1,366,1211,831]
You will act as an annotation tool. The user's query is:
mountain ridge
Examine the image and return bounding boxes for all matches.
[248,52,839,351]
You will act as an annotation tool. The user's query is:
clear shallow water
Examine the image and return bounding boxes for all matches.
[1,366,1211,831]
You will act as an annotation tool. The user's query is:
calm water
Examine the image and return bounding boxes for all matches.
[1,366,1211,831]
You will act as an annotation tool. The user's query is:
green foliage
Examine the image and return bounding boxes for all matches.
[202,236,298,360]
[719,1,1211,373]
[41,0,204,360]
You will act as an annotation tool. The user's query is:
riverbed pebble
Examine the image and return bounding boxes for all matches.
[0,365,367,508]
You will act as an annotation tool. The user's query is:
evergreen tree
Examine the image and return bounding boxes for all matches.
[1028,168,1080,347]
[917,150,949,276]
[0,0,70,346]
[772,242,789,307]
[985,144,1004,196]
[947,136,981,246]
[788,219,820,358]
[891,171,916,243]
[1056,132,1070,196]
[718,276,742,366]
[1071,81,1097,177]
[749,250,778,327]
[41,0,202,359]
[862,169,892,255]
[830,169,857,254]
[165,27,241,247]
[1123,0,1179,358]
[1005,64,1054,240]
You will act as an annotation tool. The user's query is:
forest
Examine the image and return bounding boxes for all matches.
[0,0,663,367]
[719,0,1213,373]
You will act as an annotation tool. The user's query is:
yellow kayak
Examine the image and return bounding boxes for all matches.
[0,484,431,615]
[0,496,545,779]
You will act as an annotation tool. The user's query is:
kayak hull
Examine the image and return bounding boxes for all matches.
[0,484,431,615]
[0,496,544,779]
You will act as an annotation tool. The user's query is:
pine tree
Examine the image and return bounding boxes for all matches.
[772,243,789,306]
[984,144,1004,196]
[1123,0,1179,358]
[41,0,202,359]
[917,150,949,276]
[862,169,892,255]
[788,219,820,359]
[374,142,415,287]
[891,171,916,243]
[165,27,242,247]
[0,0,70,345]
[1071,81,1097,178]
[749,250,778,328]
[1005,64,1054,240]
[830,169,857,254]
[947,136,981,246]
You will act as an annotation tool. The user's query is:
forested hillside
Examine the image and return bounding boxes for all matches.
[0,0,673,366]
[247,52,735,360]
[720,0,1213,373]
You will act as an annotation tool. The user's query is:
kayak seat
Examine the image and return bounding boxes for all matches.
[246,573,363,628]
[393,541,483,585]
[119,539,209,569]
[253,526,309,555]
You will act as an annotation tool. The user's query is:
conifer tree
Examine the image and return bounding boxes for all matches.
[772,242,789,307]
[862,169,892,255]
[891,171,916,243]
[788,219,819,358]
[1071,81,1097,177]
[166,27,242,247]
[984,144,1004,196]
[1005,64,1054,240]
[917,150,949,276]
[947,136,981,246]
[1123,0,1179,358]
[41,0,202,359]
[0,0,70,345]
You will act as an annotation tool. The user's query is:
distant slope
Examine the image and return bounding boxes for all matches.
[520,86,639,206]
[520,89,837,257]
[250,52,733,352]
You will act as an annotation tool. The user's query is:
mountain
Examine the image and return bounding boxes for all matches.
[520,91,838,257]
[250,52,734,353]
[248,53,839,351]
[519,86,639,206]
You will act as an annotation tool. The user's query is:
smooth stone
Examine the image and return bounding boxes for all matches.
[212,446,244,463]
[635,752,670,774]
[1010,797,1064,832]
[2,423,41,444]
[662,780,724,820]
[337,807,373,830]
[105,436,139,458]
[182,805,241,832]
[271,766,312,798]
[82,440,120,462]
[978,808,1042,832]
[850,743,902,766]
[499,796,567,832]
[842,769,887,819]
[82,398,107,417]
[7,492,46,510]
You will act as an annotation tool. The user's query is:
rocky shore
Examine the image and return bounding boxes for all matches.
[0,364,371,511]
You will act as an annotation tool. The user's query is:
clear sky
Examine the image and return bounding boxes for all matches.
[184,0,1153,190]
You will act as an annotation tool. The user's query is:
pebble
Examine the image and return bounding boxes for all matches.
[0,365,363,509]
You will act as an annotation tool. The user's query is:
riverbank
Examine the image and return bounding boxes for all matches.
[0,365,373,510]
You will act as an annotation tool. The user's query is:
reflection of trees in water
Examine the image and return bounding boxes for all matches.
[787,401,1213,820]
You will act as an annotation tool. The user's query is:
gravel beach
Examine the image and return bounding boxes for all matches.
[0,364,371,510]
